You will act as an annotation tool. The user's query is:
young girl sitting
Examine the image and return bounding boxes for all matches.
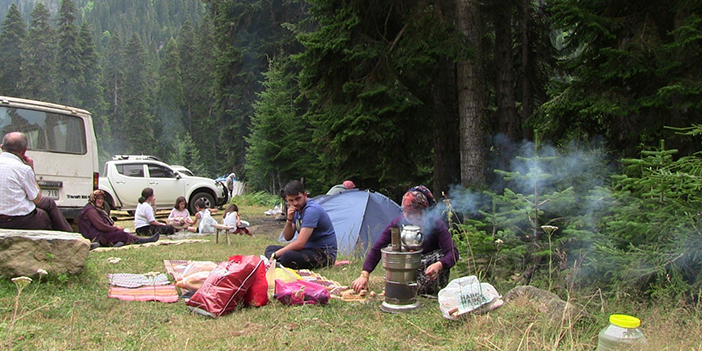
[186,199,217,234]
[168,196,194,231]
[223,203,251,236]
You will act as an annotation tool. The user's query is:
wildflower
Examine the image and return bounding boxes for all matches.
[494,238,504,245]
[37,269,48,276]
[541,225,559,235]
[11,276,32,291]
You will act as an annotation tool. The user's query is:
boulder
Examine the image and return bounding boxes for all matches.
[0,229,90,278]
[503,285,588,322]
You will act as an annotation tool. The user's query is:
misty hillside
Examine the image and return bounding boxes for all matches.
[0,0,206,52]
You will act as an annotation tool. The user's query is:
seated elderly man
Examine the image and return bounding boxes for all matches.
[0,132,72,232]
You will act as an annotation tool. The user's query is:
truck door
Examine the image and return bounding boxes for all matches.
[146,163,183,209]
[111,163,149,208]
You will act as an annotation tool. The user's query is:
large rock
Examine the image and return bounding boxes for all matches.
[0,229,90,278]
[503,285,588,322]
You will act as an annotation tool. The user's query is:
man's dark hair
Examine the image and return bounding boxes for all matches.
[1,132,29,153]
[283,180,306,196]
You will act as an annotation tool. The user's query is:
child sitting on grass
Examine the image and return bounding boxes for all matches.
[168,196,194,231]
[186,199,217,234]
[223,203,252,236]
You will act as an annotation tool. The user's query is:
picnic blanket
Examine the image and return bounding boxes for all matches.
[163,260,191,282]
[296,269,346,294]
[163,260,370,302]
[107,273,179,303]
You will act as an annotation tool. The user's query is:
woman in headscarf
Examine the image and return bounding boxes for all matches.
[78,190,158,247]
[351,185,459,296]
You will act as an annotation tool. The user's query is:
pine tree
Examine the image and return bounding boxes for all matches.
[547,0,702,157]
[56,0,83,106]
[246,54,315,193]
[480,138,582,286]
[176,21,196,135]
[78,21,108,157]
[293,0,463,193]
[590,137,702,299]
[173,133,207,178]
[122,33,157,154]
[102,32,125,156]
[209,0,307,179]
[189,16,218,175]
[156,37,185,159]
[20,2,55,101]
[0,4,25,96]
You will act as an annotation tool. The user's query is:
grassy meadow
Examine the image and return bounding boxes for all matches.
[1,204,701,350]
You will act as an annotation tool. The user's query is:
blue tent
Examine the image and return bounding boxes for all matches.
[313,189,402,257]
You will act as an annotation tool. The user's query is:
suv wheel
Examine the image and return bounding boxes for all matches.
[190,192,215,213]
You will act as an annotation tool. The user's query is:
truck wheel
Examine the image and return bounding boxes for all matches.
[190,192,215,213]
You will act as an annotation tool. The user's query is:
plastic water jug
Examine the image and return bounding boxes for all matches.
[596,314,648,350]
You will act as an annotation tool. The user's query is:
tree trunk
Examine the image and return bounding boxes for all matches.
[494,1,519,141]
[521,0,532,140]
[432,1,461,196]
[456,0,487,188]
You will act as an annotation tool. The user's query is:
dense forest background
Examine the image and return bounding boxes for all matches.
[2,0,702,300]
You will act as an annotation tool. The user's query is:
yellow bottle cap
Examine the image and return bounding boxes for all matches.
[609,314,641,329]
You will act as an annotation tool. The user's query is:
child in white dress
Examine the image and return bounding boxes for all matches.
[187,199,216,233]
[223,203,251,236]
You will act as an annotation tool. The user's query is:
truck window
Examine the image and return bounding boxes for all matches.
[148,164,175,178]
[116,164,144,177]
[0,107,87,154]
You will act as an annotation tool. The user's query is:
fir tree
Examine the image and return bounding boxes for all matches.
[189,16,218,176]
[20,2,55,102]
[102,32,125,157]
[0,4,25,96]
[590,137,702,300]
[176,21,196,135]
[122,33,157,154]
[56,0,84,106]
[246,54,315,193]
[293,0,463,193]
[156,37,185,159]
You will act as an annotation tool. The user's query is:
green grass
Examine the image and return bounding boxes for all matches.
[1,205,701,350]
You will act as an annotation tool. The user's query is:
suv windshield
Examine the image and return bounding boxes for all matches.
[0,106,87,154]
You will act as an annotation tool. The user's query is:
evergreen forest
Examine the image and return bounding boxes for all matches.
[1,0,702,302]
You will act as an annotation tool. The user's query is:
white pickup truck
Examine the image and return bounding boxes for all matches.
[99,155,228,214]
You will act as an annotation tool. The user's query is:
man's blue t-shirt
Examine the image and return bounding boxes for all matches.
[294,199,337,258]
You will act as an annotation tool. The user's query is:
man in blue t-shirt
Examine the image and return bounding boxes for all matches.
[265,180,337,269]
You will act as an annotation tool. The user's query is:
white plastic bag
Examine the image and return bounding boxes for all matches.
[438,275,503,320]
[199,209,217,233]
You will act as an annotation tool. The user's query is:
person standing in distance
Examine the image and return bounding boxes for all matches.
[0,132,73,231]
[265,180,337,269]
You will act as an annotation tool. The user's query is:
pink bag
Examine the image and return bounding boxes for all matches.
[274,279,330,305]
[186,255,261,317]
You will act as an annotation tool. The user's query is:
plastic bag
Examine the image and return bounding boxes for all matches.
[229,255,268,307]
[175,261,218,292]
[266,257,277,299]
[198,209,217,234]
[275,266,302,282]
[274,279,330,306]
[437,275,503,320]
[186,255,261,317]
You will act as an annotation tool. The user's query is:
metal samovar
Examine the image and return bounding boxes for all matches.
[381,224,423,312]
